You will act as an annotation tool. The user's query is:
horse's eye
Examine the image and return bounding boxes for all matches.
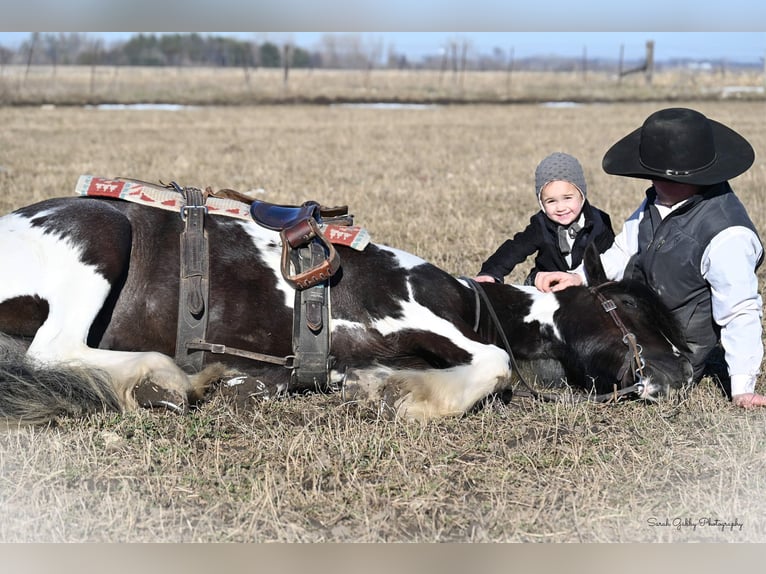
[621,298,638,309]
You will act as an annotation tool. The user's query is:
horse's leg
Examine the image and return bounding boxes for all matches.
[341,366,394,409]
[340,337,512,420]
[2,214,210,413]
[24,275,213,411]
[388,341,511,420]
[216,367,292,410]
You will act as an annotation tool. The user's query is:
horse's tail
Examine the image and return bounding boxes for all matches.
[0,335,121,426]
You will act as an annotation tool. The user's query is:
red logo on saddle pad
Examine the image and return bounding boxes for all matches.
[324,224,370,250]
[87,178,126,198]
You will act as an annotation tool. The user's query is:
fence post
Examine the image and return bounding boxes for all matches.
[618,44,624,84]
[283,44,290,87]
[645,40,654,85]
[506,46,514,96]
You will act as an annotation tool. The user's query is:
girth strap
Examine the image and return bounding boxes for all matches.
[174,185,210,373]
[291,241,334,388]
[168,184,335,385]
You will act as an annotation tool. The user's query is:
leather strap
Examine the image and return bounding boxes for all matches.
[279,218,340,290]
[174,186,210,373]
[290,241,333,388]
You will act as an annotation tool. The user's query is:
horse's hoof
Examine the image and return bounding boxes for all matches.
[219,376,278,410]
[133,381,188,414]
[340,381,374,403]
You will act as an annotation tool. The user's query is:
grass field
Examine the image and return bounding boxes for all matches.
[1,64,765,105]
[1,69,766,541]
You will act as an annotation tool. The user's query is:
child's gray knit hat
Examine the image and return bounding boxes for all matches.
[535,152,587,199]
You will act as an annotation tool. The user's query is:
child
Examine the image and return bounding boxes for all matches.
[475,152,614,286]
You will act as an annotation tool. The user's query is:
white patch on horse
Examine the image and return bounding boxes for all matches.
[363,281,511,417]
[379,245,427,270]
[370,283,450,339]
[0,215,112,354]
[240,220,293,308]
[331,318,367,332]
[516,285,562,340]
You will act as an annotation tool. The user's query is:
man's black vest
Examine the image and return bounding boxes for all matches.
[624,182,763,379]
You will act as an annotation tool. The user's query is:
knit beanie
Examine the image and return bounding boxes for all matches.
[534,152,587,202]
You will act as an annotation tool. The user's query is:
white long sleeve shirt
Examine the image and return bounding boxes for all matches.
[578,198,763,396]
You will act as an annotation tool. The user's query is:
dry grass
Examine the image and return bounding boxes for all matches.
[1,82,766,541]
[1,65,765,106]
[2,384,766,542]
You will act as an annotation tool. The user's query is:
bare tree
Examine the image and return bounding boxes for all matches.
[24,32,39,83]
[506,46,515,95]
[90,39,102,95]
[283,43,291,87]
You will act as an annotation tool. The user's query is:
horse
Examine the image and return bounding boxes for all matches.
[0,184,694,424]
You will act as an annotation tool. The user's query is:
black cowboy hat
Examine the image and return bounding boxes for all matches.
[602,107,754,186]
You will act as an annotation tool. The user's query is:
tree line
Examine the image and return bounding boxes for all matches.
[1,33,755,73]
[0,32,623,72]
[0,33,401,70]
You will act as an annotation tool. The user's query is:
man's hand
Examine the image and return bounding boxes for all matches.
[732,393,766,408]
[535,271,583,292]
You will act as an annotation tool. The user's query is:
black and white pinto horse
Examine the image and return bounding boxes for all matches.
[0,193,693,424]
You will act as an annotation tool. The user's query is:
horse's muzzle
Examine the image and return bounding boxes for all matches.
[637,355,694,400]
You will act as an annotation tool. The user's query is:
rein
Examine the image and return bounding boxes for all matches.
[462,277,543,401]
[462,278,647,404]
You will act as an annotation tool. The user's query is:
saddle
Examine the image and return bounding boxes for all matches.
[168,183,352,389]
[250,199,350,290]
[77,175,356,389]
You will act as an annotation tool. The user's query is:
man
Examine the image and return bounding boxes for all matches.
[535,107,766,409]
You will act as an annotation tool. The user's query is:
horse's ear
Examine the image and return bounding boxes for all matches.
[583,242,608,286]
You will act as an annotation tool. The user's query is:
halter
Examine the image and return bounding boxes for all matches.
[463,278,648,403]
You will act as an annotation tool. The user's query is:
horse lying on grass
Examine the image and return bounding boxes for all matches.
[0,187,693,424]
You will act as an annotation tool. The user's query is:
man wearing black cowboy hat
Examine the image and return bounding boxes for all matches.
[536,107,766,409]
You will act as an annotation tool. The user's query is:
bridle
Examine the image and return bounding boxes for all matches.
[589,283,648,400]
[463,278,649,403]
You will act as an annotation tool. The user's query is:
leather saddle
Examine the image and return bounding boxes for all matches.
[250,199,350,290]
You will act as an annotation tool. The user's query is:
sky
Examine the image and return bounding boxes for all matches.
[1,32,764,64]
[0,1,764,62]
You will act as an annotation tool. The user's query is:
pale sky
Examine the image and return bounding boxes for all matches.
[0,1,764,62]
[1,0,765,31]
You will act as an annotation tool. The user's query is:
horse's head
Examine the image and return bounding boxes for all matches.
[555,243,694,399]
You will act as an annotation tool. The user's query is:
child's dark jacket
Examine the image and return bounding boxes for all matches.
[478,200,615,284]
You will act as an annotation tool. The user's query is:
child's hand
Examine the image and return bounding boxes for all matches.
[473,275,497,283]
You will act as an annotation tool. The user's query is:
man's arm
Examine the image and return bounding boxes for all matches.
[702,226,764,406]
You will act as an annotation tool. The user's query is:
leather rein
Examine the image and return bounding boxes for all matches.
[463,278,647,404]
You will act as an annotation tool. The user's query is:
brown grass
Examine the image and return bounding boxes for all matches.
[1,76,766,541]
[1,65,765,106]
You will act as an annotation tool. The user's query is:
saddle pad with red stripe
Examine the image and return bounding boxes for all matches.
[75,175,370,250]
